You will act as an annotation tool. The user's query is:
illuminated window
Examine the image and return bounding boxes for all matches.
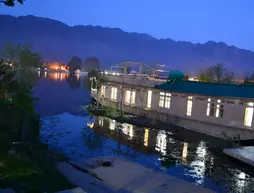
[215,99,224,118]
[159,92,165,107]
[147,90,152,108]
[207,98,223,118]
[207,98,215,117]
[125,90,136,104]
[187,96,193,116]
[159,92,171,108]
[165,93,171,108]
[131,91,136,104]
[125,90,131,103]
[101,85,105,97]
[111,87,117,100]
[244,102,254,127]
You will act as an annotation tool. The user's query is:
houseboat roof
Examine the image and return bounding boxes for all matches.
[155,81,254,99]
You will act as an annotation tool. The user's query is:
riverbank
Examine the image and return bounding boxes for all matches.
[58,155,215,193]
[0,141,75,193]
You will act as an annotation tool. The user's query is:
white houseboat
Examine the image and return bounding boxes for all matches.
[91,75,254,140]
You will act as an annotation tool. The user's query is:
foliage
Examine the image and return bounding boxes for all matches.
[242,71,254,85]
[83,57,100,72]
[0,43,41,112]
[0,0,23,6]
[198,64,235,83]
[67,56,82,71]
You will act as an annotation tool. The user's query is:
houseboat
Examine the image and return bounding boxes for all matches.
[91,75,254,140]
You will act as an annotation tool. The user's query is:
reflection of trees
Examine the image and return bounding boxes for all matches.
[82,126,105,150]
[66,73,80,89]
[19,70,39,85]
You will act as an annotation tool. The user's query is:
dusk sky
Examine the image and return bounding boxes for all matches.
[1,0,254,51]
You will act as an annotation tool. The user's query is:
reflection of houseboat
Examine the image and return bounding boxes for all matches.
[91,75,254,140]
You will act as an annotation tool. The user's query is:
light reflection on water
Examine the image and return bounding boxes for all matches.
[40,114,254,193]
[32,74,254,193]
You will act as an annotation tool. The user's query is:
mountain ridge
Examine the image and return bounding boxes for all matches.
[0,14,253,74]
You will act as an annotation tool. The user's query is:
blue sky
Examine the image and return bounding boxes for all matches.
[1,0,254,50]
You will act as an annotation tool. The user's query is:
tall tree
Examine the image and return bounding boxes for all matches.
[67,56,82,72]
[82,57,100,72]
[213,63,225,82]
[0,0,24,6]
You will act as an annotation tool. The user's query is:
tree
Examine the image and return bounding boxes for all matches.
[0,43,41,112]
[82,57,100,72]
[0,0,24,6]
[243,71,254,85]
[198,64,234,84]
[67,56,82,72]
[213,63,225,82]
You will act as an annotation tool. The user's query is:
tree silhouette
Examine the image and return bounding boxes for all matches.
[0,0,24,6]
[67,56,82,72]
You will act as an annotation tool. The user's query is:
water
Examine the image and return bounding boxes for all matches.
[33,72,254,193]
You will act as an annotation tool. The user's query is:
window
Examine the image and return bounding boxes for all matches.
[244,102,254,127]
[207,98,223,118]
[111,87,117,100]
[125,90,131,103]
[159,92,165,107]
[165,93,171,108]
[207,98,215,116]
[215,99,224,118]
[147,90,152,108]
[125,90,136,104]
[100,85,105,97]
[187,96,193,116]
[131,91,136,105]
[159,92,171,108]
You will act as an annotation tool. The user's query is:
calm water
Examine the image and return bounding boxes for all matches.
[33,72,254,193]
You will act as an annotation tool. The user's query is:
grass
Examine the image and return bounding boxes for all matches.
[0,142,75,193]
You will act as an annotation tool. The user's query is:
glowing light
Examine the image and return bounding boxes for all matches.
[122,123,133,139]
[98,117,104,126]
[236,172,246,189]
[144,128,149,146]
[109,119,116,130]
[190,141,207,185]
[155,131,167,155]
[147,90,152,108]
[182,142,188,164]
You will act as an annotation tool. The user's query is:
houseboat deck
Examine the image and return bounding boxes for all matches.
[224,146,254,167]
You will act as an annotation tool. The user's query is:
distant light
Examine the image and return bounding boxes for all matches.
[112,72,116,76]
[105,71,108,75]
[117,73,120,76]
